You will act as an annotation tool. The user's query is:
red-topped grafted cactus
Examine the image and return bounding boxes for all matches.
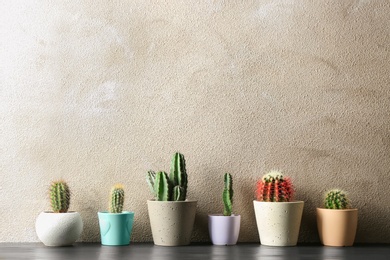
[255,170,295,202]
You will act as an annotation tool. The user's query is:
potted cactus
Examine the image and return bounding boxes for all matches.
[35,180,83,246]
[98,184,135,246]
[316,189,358,246]
[253,170,304,246]
[146,152,197,246]
[208,173,241,245]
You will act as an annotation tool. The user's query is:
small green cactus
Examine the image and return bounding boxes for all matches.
[109,184,125,213]
[223,173,233,216]
[146,152,188,201]
[50,180,70,213]
[255,170,295,202]
[146,170,156,195]
[325,189,349,209]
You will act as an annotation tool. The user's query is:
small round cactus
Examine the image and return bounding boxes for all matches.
[109,184,125,213]
[255,170,295,202]
[325,189,349,209]
[50,180,70,213]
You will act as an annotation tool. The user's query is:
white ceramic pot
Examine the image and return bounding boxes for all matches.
[147,200,197,246]
[208,214,241,245]
[253,200,304,246]
[35,211,83,246]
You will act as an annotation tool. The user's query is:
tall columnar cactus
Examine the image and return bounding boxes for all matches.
[50,180,70,213]
[325,189,349,209]
[255,170,295,202]
[109,184,125,213]
[146,152,188,201]
[223,173,233,216]
[170,152,187,201]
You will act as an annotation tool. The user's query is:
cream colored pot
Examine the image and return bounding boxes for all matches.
[253,200,304,246]
[35,211,83,246]
[147,200,197,246]
[316,208,358,246]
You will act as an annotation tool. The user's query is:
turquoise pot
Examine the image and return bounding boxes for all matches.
[98,211,134,246]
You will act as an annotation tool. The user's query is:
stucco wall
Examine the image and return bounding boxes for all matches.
[1,0,390,243]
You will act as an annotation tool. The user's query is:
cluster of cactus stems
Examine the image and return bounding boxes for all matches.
[325,189,349,209]
[50,180,70,213]
[223,173,233,216]
[109,184,125,213]
[147,152,188,201]
[255,171,295,202]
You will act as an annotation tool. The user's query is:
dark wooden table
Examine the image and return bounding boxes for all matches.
[1,243,389,260]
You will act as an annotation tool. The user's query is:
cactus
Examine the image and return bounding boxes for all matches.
[170,152,188,200]
[154,171,171,201]
[146,170,156,195]
[50,180,70,213]
[146,152,188,201]
[325,189,349,209]
[109,184,125,213]
[255,170,294,202]
[223,173,233,216]
[173,185,185,201]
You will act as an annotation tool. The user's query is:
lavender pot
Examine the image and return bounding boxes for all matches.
[208,214,241,245]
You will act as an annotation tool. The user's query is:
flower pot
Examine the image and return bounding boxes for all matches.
[208,214,241,245]
[35,211,83,246]
[253,200,304,246]
[316,208,358,246]
[98,211,135,246]
[147,200,197,246]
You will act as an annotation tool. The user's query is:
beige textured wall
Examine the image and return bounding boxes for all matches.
[1,0,390,243]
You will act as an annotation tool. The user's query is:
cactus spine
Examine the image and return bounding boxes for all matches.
[223,173,233,216]
[50,180,70,213]
[146,152,188,201]
[255,170,294,202]
[325,189,349,209]
[109,184,125,213]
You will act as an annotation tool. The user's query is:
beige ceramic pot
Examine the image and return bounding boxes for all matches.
[147,200,197,246]
[253,200,304,246]
[316,208,358,246]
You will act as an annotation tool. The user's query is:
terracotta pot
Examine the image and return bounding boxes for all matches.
[253,200,304,246]
[147,200,197,246]
[316,208,358,246]
[208,214,241,245]
[35,211,83,246]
